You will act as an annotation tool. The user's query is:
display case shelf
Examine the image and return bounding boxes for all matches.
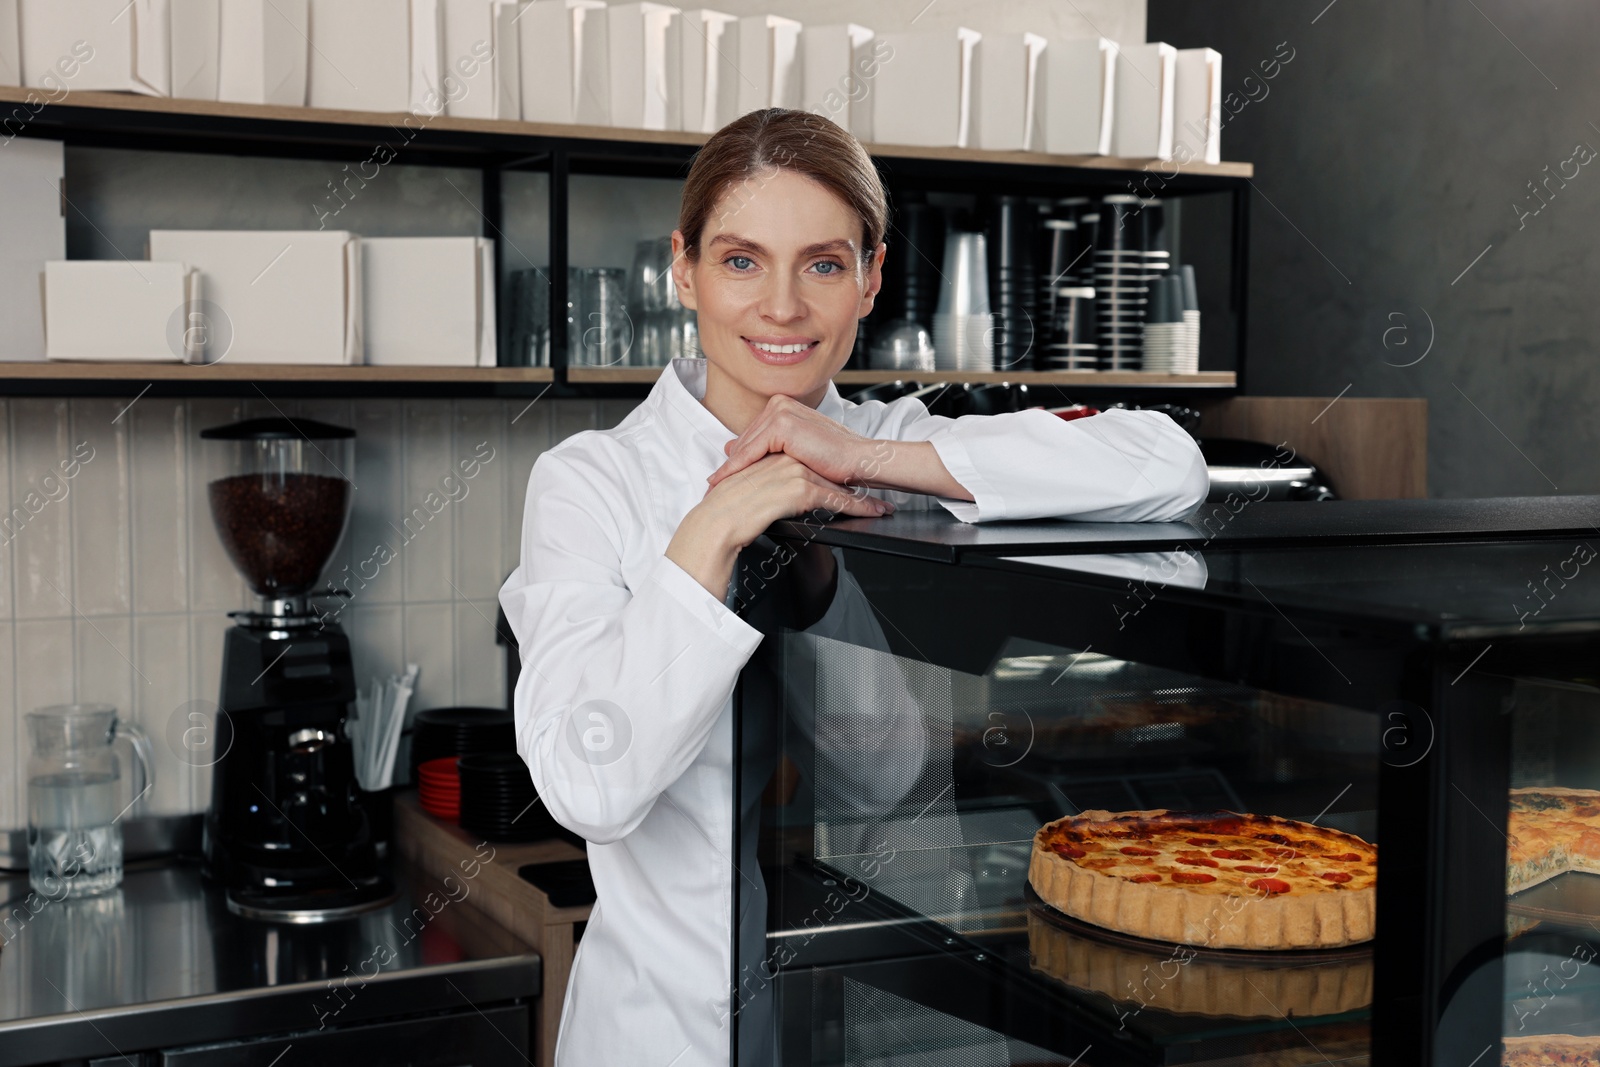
[0,361,554,398]
[566,366,1237,388]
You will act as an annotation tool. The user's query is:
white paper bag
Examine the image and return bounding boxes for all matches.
[147,230,362,365]
[439,0,520,120]
[0,0,18,87]
[44,261,196,362]
[608,2,677,131]
[871,27,981,148]
[1174,47,1221,165]
[217,0,308,106]
[669,8,737,133]
[1041,36,1115,156]
[0,139,64,361]
[307,0,409,111]
[1112,41,1175,160]
[19,0,168,94]
[519,0,608,125]
[973,31,1044,152]
[800,23,876,141]
[735,14,800,115]
[364,237,495,366]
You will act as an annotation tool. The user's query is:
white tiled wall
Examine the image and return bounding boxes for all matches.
[0,395,640,831]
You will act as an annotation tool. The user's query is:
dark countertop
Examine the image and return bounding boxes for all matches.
[771,494,1600,562]
[0,856,539,1067]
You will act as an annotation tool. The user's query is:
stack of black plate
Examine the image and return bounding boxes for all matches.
[409,707,515,782]
[458,752,563,842]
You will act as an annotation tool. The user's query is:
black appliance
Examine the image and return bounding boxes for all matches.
[198,417,392,922]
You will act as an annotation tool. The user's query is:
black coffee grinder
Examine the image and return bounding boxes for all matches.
[199,417,392,921]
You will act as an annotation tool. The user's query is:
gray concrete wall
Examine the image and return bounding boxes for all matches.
[1150,0,1600,498]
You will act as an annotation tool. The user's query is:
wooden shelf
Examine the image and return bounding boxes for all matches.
[568,366,1236,389]
[1,87,1253,182]
[0,361,554,398]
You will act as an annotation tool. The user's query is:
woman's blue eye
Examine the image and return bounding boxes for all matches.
[814,261,843,275]
[727,255,753,270]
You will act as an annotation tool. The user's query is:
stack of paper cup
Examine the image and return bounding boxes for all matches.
[932,230,994,371]
[1179,264,1200,370]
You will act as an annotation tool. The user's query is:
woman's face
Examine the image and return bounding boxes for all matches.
[671,167,886,413]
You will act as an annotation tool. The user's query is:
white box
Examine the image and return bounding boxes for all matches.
[735,14,800,115]
[871,27,980,148]
[1112,41,1175,160]
[411,0,444,115]
[800,23,875,141]
[44,261,197,362]
[608,2,677,131]
[307,0,409,111]
[0,138,64,361]
[973,31,1044,151]
[0,0,21,87]
[519,0,608,125]
[1174,46,1221,165]
[217,0,307,106]
[440,0,521,120]
[147,230,362,364]
[669,8,736,133]
[364,237,495,366]
[19,0,170,94]
[169,0,219,99]
[1041,36,1115,156]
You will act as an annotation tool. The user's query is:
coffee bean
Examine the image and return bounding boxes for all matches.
[208,473,350,597]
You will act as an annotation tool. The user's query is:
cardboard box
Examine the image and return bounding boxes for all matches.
[1112,41,1175,160]
[363,237,495,366]
[147,230,362,364]
[0,138,64,361]
[169,0,219,99]
[217,0,307,106]
[871,27,981,148]
[669,7,737,133]
[735,13,800,115]
[439,0,521,120]
[0,0,21,87]
[608,2,677,131]
[1174,47,1222,165]
[973,31,1045,151]
[411,0,444,115]
[800,23,876,141]
[1041,36,1115,156]
[306,0,409,111]
[19,0,169,94]
[44,261,198,362]
[519,0,608,125]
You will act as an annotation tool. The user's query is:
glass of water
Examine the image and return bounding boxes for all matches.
[26,704,154,900]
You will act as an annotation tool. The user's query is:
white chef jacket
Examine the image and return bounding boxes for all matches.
[497,357,1209,1067]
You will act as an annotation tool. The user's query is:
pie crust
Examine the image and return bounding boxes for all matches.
[1503,1033,1600,1066]
[1507,787,1600,893]
[1029,808,1378,950]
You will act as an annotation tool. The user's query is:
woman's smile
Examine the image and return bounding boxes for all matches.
[742,335,821,365]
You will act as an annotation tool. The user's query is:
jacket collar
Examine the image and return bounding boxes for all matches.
[655,358,849,454]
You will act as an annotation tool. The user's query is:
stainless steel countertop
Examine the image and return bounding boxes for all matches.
[0,857,539,1066]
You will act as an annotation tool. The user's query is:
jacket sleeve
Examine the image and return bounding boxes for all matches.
[850,399,1210,524]
[497,444,764,845]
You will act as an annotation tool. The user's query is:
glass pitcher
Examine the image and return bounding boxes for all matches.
[26,704,154,899]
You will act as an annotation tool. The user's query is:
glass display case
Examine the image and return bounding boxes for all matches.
[728,516,1600,1067]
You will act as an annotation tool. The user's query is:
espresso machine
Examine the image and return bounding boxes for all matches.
[199,417,392,921]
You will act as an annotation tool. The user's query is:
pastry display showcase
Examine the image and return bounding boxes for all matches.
[728,516,1600,1067]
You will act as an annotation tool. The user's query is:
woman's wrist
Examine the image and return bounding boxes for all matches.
[853,439,974,502]
[666,509,744,601]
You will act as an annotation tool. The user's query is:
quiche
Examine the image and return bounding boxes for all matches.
[1507,787,1600,893]
[1029,809,1377,950]
[1503,1034,1600,1066]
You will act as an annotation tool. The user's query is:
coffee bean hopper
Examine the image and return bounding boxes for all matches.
[198,417,393,921]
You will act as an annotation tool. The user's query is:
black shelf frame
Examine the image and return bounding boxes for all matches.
[4,92,1253,400]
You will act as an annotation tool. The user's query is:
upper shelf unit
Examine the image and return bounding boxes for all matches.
[1,88,1252,399]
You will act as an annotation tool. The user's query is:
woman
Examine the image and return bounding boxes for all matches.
[498,107,1209,1067]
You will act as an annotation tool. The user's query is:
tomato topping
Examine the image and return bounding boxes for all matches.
[1176,855,1220,868]
[1254,833,1291,845]
[1053,843,1087,858]
[1321,871,1354,884]
[1211,848,1252,860]
[1249,878,1293,896]
[1234,865,1280,874]
[1083,857,1119,869]
[1186,837,1218,847]
[1120,846,1160,857]
[1262,846,1301,858]
[1128,873,1163,883]
[1320,853,1361,862]
[1172,871,1217,885]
